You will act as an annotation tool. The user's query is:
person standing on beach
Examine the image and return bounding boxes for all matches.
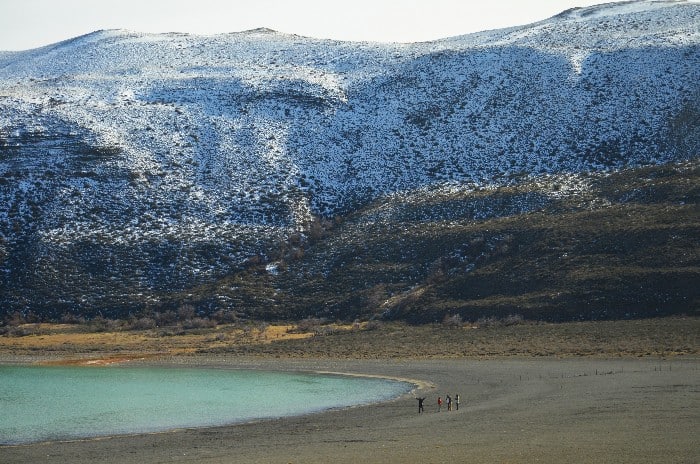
[446,394,452,411]
[455,394,460,410]
[437,396,443,412]
[416,397,426,413]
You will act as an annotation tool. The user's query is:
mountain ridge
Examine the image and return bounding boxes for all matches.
[1,0,698,322]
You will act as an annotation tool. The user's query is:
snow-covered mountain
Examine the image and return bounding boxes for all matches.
[1,0,698,319]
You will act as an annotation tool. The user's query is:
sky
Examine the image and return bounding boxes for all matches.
[1,0,612,51]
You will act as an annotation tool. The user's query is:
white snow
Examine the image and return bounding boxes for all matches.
[0,0,697,272]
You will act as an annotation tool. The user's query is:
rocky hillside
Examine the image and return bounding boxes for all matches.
[0,1,698,322]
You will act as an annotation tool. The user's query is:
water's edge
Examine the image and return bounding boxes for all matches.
[0,361,419,446]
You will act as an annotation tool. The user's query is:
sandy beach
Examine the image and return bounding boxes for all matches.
[1,354,698,464]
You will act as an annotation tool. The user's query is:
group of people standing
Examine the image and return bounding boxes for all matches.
[416,394,459,413]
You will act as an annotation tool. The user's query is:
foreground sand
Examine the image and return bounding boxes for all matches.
[1,354,698,464]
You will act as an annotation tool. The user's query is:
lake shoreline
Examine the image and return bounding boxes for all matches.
[1,354,698,463]
[0,360,417,447]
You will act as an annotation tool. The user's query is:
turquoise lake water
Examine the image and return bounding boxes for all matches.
[0,365,411,444]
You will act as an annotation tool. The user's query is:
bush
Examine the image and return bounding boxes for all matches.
[289,317,327,334]
[180,317,216,330]
[88,316,109,332]
[154,311,178,326]
[211,309,238,324]
[128,317,157,330]
[4,326,31,337]
[60,313,86,324]
[365,320,384,331]
[442,314,463,328]
[503,314,525,326]
[177,305,197,321]
[476,314,525,328]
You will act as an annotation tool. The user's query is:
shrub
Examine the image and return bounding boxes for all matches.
[154,311,178,325]
[211,309,238,324]
[4,326,31,337]
[476,314,525,328]
[180,317,216,330]
[442,314,463,328]
[177,305,196,321]
[128,317,157,330]
[365,320,384,331]
[60,313,86,324]
[289,317,327,334]
[503,314,525,326]
[88,316,109,332]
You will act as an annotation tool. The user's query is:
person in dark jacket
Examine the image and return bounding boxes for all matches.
[416,396,426,413]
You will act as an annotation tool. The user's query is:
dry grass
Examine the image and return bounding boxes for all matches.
[1,317,697,362]
[0,323,312,361]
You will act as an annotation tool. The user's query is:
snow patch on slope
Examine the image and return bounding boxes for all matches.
[0,0,698,312]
